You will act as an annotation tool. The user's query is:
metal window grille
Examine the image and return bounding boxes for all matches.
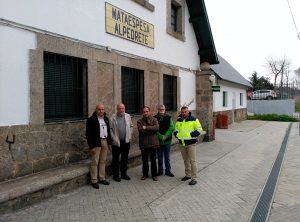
[44,52,87,122]
[163,75,177,111]
[121,67,144,114]
[171,4,178,32]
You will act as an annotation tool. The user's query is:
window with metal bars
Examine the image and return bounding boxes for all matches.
[121,67,144,114]
[163,75,177,111]
[44,52,87,122]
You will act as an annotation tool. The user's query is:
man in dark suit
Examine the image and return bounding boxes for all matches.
[86,104,112,189]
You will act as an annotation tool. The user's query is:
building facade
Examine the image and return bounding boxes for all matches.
[211,55,251,124]
[0,0,218,181]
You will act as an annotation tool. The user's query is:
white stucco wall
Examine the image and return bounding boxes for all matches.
[0,0,200,70]
[179,70,196,111]
[0,26,36,126]
[213,80,247,112]
[0,0,201,126]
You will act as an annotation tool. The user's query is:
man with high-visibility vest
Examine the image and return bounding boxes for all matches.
[174,106,203,185]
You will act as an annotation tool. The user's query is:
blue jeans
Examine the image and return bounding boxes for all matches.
[157,144,171,174]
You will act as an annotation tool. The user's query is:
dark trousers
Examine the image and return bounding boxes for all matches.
[112,141,130,177]
[141,148,157,177]
[157,144,171,174]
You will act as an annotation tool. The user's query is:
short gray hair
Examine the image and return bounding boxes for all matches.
[157,104,165,110]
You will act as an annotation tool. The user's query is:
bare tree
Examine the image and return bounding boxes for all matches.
[286,66,291,84]
[295,67,300,81]
[294,67,300,87]
[266,57,291,86]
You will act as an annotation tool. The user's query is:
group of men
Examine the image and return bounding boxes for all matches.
[86,103,203,189]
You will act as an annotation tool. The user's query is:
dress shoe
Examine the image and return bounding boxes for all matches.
[165,171,175,177]
[181,176,191,181]
[157,172,163,176]
[99,180,110,185]
[188,179,197,185]
[141,176,148,180]
[113,176,121,182]
[91,183,99,189]
[121,175,131,180]
[152,176,158,181]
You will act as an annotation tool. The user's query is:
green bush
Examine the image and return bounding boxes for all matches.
[247,114,298,122]
[295,101,300,112]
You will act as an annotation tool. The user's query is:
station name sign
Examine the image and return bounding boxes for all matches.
[105,2,154,48]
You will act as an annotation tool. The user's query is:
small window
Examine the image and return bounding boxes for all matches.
[222,91,228,107]
[240,93,243,106]
[171,4,178,32]
[167,0,185,41]
[121,67,144,114]
[163,75,177,111]
[44,52,87,122]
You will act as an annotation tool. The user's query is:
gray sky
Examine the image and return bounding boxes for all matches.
[205,0,300,81]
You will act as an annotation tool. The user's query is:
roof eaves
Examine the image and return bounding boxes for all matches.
[186,0,219,65]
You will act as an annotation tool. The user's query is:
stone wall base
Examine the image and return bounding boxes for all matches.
[213,108,247,124]
[0,122,88,182]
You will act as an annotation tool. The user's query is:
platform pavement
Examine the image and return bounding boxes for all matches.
[0,120,297,222]
[269,122,300,222]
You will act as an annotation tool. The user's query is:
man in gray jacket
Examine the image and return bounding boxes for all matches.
[110,103,133,182]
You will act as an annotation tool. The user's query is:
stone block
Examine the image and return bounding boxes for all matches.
[96,61,114,113]
[44,143,60,157]
[9,125,29,135]
[200,96,210,102]
[10,145,26,162]
[16,132,31,145]
[33,157,54,173]
[0,127,9,147]
[57,143,74,153]
[196,89,203,94]
[15,162,33,178]
[0,160,15,181]
[80,148,90,160]
[27,145,46,161]
[51,154,67,166]
[28,124,45,132]
[68,152,82,163]
[32,131,50,145]
[48,132,63,146]
[71,138,88,152]
[148,71,159,111]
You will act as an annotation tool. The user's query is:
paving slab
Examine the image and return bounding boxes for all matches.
[269,122,300,222]
[0,120,294,222]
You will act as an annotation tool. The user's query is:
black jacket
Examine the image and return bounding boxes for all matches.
[86,112,112,149]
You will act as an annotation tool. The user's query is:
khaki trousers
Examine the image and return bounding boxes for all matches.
[180,143,197,179]
[90,139,108,183]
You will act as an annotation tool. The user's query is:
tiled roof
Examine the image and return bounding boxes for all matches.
[211,55,251,87]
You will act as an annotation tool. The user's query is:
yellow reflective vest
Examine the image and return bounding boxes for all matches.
[174,113,202,146]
